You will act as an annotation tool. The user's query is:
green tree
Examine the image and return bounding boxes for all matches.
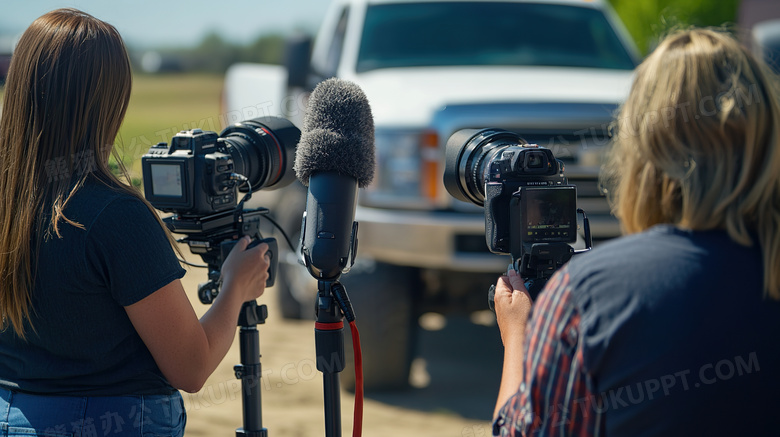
[191,31,242,72]
[608,0,741,55]
[242,34,286,65]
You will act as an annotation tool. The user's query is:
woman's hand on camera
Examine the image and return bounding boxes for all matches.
[494,269,533,346]
[221,236,271,302]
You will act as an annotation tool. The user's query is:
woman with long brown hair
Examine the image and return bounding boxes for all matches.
[0,9,270,435]
[492,28,780,436]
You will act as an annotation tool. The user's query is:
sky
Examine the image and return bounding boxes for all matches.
[2,0,333,49]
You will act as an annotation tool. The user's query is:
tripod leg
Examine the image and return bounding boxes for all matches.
[323,373,342,437]
[236,302,269,437]
[315,281,346,437]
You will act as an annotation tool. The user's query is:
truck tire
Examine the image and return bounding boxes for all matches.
[273,183,316,320]
[339,261,419,392]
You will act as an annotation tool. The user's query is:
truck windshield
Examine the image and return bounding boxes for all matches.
[357,2,637,72]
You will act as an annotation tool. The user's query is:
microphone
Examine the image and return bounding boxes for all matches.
[294,78,375,281]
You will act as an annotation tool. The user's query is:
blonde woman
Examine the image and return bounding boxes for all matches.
[0,9,270,435]
[492,28,780,436]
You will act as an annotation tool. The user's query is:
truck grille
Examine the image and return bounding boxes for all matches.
[455,234,492,254]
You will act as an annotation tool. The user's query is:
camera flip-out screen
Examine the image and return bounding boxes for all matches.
[151,164,183,197]
[142,158,192,211]
[521,186,577,243]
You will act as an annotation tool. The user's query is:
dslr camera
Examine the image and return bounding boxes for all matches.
[142,117,298,216]
[444,128,591,298]
[141,116,300,303]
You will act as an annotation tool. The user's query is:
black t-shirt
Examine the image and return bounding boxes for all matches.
[567,225,780,436]
[0,179,186,395]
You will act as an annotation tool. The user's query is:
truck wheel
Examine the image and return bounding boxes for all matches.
[339,261,419,392]
[273,183,316,320]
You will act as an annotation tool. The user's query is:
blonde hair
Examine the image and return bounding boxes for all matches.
[0,9,178,337]
[602,28,780,299]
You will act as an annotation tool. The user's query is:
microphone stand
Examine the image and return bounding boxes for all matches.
[235,300,269,437]
[315,279,348,437]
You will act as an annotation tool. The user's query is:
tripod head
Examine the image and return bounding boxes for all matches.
[163,208,279,304]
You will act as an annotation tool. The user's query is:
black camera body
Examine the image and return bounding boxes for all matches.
[142,116,299,218]
[444,128,589,298]
[142,128,237,216]
[140,116,300,304]
[483,145,577,255]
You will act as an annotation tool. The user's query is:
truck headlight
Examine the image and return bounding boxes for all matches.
[362,128,440,208]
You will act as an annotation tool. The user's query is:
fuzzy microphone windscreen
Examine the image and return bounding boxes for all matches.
[294,78,375,188]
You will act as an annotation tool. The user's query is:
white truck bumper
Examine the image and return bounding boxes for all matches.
[354,206,508,272]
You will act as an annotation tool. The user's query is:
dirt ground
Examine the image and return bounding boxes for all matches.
[178,247,503,437]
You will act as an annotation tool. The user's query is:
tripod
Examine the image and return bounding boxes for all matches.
[168,209,277,436]
[314,279,360,437]
[234,300,269,436]
[316,280,346,437]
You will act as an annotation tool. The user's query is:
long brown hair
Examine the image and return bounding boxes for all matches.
[0,9,176,337]
[601,28,780,299]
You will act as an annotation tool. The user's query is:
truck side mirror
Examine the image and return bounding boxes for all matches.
[284,33,313,90]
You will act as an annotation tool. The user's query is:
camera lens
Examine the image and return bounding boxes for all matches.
[444,128,526,206]
[219,116,299,192]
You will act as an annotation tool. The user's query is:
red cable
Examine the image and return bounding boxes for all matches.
[348,320,363,437]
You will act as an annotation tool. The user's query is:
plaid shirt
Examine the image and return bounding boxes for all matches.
[493,265,603,436]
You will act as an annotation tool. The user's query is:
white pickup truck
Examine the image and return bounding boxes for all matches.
[223,0,639,390]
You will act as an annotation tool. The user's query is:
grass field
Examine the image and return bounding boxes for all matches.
[117,73,225,177]
[0,74,224,181]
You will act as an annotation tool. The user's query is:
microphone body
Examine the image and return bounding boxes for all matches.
[302,172,358,280]
[295,78,375,281]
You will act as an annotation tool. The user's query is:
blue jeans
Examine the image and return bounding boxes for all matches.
[0,388,186,437]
